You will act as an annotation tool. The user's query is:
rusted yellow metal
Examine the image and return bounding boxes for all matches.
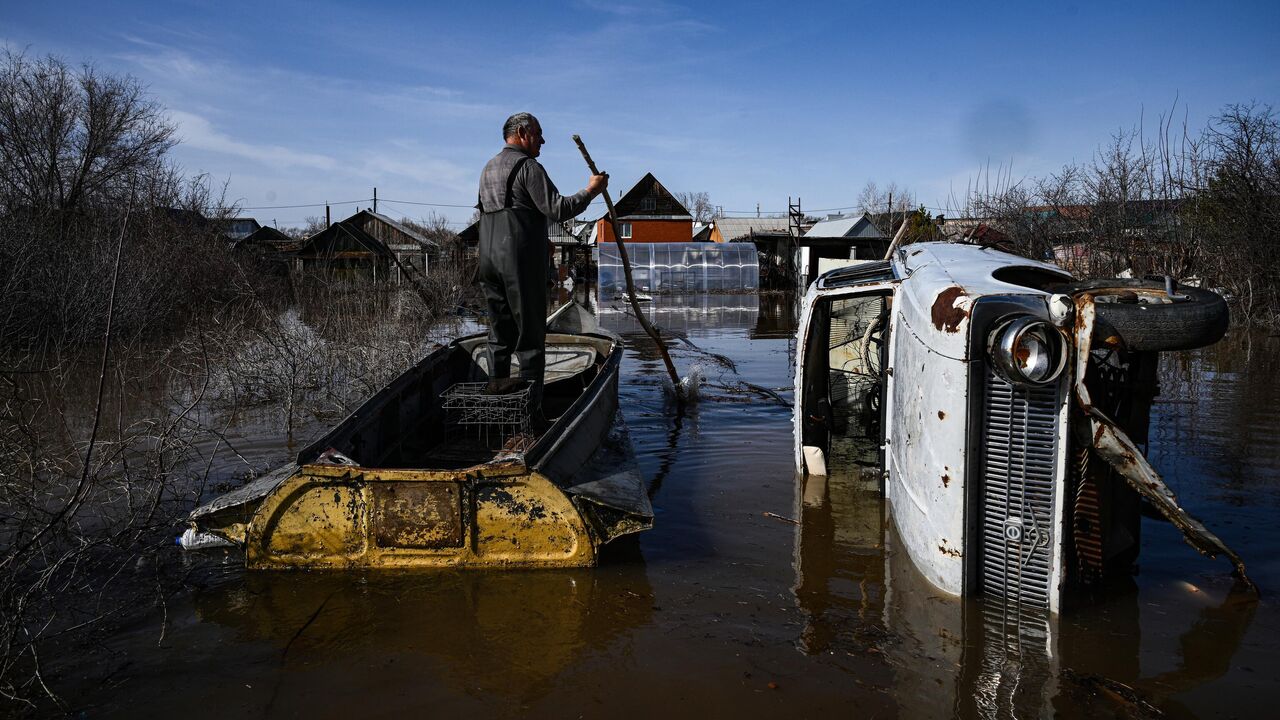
[240,462,597,569]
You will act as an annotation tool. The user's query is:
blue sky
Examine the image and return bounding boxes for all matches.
[4,0,1277,229]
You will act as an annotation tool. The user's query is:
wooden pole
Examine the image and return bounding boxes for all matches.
[881,212,911,261]
[572,134,684,402]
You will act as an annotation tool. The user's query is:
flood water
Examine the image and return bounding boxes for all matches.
[45,293,1280,718]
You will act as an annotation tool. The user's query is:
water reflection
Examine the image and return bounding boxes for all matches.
[792,468,1260,719]
[189,567,653,710]
[596,292,759,336]
[751,293,799,339]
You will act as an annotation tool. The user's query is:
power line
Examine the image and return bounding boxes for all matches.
[236,197,370,210]
[377,197,476,209]
[373,200,473,226]
[720,203,955,216]
[225,194,953,219]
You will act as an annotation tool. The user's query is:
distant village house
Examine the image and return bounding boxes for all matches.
[289,210,436,285]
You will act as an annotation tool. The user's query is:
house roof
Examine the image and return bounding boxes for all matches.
[611,173,692,220]
[216,216,262,241]
[234,225,297,252]
[348,210,439,248]
[803,212,884,239]
[713,217,792,241]
[293,220,394,259]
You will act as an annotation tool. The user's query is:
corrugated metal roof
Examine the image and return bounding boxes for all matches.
[713,217,792,240]
[802,213,884,239]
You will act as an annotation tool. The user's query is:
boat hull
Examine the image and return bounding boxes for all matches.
[244,464,597,569]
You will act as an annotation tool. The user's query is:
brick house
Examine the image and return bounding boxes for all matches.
[594,173,692,243]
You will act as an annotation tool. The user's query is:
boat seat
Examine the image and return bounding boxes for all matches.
[471,343,599,384]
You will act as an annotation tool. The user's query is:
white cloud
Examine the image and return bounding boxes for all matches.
[168,110,337,171]
[353,144,474,195]
[115,34,210,82]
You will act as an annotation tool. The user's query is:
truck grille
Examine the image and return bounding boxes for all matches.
[978,367,1062,610]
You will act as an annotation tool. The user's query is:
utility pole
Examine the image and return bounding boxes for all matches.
[887,190,894,239]
[326,203,331,228]
[373,187,378,214]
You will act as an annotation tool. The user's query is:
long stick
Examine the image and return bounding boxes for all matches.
[881,212,911,261]
[572,135,684,401]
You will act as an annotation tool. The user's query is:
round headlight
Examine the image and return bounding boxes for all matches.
[989,316,1067,386]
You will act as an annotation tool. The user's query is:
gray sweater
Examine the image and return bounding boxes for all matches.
[476,145,593,220]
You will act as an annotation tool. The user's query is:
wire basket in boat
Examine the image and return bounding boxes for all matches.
[440,382,532,452]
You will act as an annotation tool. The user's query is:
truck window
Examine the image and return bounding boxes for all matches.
[801,292,891,480]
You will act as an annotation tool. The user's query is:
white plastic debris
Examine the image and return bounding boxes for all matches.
[176,527,235,550]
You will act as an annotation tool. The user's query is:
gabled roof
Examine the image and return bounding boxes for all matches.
[233,225,296,252]
[347,209,438,248]
[293,220,394,259]
[611,173,692,219]
[803,212,884,239]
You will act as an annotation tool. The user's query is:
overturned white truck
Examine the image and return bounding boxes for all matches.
[794,242,1249,614]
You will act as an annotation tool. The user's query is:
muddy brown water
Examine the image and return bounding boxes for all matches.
[41,294,1280,718]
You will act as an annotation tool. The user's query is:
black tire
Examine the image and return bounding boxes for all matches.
[1054,278,1229,351]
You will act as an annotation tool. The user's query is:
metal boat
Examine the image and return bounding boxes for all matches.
[184,302,652,569]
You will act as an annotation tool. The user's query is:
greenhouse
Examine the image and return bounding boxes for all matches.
[596,242,759,295]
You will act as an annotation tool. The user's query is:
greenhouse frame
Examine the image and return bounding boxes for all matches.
[595,242,759,295]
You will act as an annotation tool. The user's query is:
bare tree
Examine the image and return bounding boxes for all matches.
[964,101,1280,323]
[0,50,176,213]
[1193,103,1280,319]
[856,180,916,217]
[286,215,329,240]
[675,190,715,223]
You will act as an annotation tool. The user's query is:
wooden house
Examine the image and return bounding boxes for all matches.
[232,225,297,279]
[289,210,435,284]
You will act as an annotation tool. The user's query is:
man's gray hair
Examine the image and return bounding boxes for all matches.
[503,112,538,140]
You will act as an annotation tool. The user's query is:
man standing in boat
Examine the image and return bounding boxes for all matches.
[476,112,608,417]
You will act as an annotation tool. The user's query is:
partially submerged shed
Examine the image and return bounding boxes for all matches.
[712,217,795,289]
[798,213,890,286]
